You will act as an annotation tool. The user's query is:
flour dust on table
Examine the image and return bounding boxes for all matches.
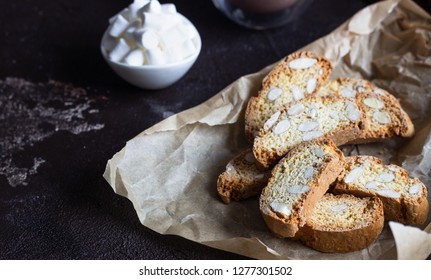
[0,78,104,187]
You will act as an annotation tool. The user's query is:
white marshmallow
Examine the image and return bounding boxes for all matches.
[128,0,151,20]
[134,0,149,5]
[134,28,159,50]
[123,27,136,44]
[108,14,129,38]
[161,3,177,14]
[165,47,183,64]
[180,39,196,59]
[122,21,141,46]
[103,36,118,52]
[140,12,182,32]
[128,3,142,21]
[109,38,131,62]
[123,49,145,66]
[159,26,185,50]
[140,0,162,14]
[177,23,196,40]
[145,48,166,65]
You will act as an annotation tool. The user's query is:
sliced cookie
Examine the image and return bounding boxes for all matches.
[253,90,414,168]
[260,139,344,238]
[332,156,429,225]
[217,149,270,204]
[354,92,414,141]
[253,95,364,168]
[297,193,384,253]
[317,77,414,141]
[245,51,333,141]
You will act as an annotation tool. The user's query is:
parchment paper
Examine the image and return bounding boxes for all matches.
[103,0,431,259]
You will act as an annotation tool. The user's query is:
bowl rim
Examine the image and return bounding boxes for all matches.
[100,13,202,69]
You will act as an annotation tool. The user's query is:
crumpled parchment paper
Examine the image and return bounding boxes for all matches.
[104,0,431,259]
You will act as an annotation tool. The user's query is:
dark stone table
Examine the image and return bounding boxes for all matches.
[1,0,429,259]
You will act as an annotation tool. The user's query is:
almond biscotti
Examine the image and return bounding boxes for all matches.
[253,91,414,168]
[296,193,384,253]
[217,149,270,204]
[260,139,344,238]
[354,91,414,141]
[245,51,333,141]
[316,77,414,141]
[331,156,429,225]
[253,95,364,168]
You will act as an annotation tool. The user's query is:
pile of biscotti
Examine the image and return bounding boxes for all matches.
[216,51,429,253]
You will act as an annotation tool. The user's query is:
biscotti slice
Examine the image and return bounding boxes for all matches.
[332,156,429,225]
[245,51,332,140]
[217,149,270,204]
[253,96,364,168]
[253,90,414,168]
[354,91,414,141]
[319,77,414,141]
[260,139,344,238]
[296,193,384,253]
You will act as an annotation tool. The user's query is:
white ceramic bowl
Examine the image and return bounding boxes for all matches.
[100,15,201,90]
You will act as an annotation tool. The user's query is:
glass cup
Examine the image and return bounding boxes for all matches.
[212,0,310,30]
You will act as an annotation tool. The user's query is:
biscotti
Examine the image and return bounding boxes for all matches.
[253,95,363,168]
[353,91,414,141]
[310,77,414,141]
[217,149,270,204]
[296,193,384,253]
[253,90,414,168]
[331,155,429,225]
[216,51,425,254]
[260,139,344,238]
[245,51,333,141]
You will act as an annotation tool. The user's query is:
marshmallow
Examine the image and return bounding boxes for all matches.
[145,48,166,65]
[134,0,149,5]
[177,23,196,40]
[180,39,197,60]
[122,21,141,47]
[128,0,150,21]
[165,47,183,64]
[108,14,129,37]
[123,49,145,66]
[161,3,177,14]
[134,28,159,50]
[128,3,142,21]
[159,26,185,50]
[133,0,149,7]
[140,0,162,14]
[103,36,118,52]
[109,38,131,62]
[140,12,182,33]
